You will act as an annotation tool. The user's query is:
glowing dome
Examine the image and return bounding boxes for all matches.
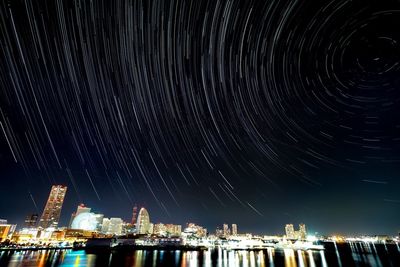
[71,212,98,231]
[136,207,150,234]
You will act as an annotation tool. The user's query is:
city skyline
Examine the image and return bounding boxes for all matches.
[1,184,397,237]
[1,0,400,236]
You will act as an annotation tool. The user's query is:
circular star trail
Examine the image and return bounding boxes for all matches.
[1,0,400,233]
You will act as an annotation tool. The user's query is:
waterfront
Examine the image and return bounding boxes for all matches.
[1,242,399,267]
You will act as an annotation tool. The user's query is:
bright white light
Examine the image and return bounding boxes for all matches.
[307,235,317,242]
[71,212,98,231]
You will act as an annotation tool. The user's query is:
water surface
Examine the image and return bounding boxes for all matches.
[1,242,399,266]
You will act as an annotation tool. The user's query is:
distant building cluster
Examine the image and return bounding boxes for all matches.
[182,223,208,238]
[285,223,307,240]
[1,184,319,247]
[215,223,238,238]
[1,185,209,244]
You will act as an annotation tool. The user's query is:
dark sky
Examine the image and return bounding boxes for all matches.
[0,0,399,236]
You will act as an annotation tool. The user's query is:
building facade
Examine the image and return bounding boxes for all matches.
[232,224,238,236]
[285,224,295,239]
[24,214,38,228]
[136,207,151,234]
[0,221,17,242]
[223,224,230,236]
[299,223,307,240]
[38,185,67,228]
[69,204,91,227]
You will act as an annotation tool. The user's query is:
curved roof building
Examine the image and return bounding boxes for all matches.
[71,212,98,231]
[136,207,151,234]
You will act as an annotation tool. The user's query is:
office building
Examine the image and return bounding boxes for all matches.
[232,224,238,235]
[101,217,123,235]
[24,214,38,228]
[299,223,307,240]
[101,218,110,233]
[38,185,67,228]
[223,223,230,236]
[285,224,295,239]
[108,218,123,235]
[131,205,138,225]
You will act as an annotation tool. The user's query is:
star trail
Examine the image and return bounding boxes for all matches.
[1,0,400,234]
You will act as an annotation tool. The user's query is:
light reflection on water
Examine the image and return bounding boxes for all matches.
[1,243,399,267]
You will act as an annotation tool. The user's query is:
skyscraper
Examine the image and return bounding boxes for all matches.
[299,223,307,240]
[223,223,230,236]
[38,185,67,228]
[232,224,238,235]
[285,224,295,239]
[136,207,151,234]
[24,214,38,228]
[131,205,138,225]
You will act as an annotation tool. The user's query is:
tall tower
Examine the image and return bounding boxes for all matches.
[223,223,230,236]
[285,224,295,239]
[38,185,67,228]
[136,207,150,234]
[232,224,238,235]
[299,223,307,240]
[131,205,138,225]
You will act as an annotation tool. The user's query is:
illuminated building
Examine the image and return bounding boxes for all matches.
[183,223,207,238]
[101,218,123,235]
[94,214,104,231]
[0,222,16,242]
[68,204,103,232]
[122,222,135,234]
[153,223,166,236]
[215,227,223,237]
[165,224,182,237]
[153,223,182,237]
[131,205,138,225]
[136,207,151,234]
[71,212,99,231]
[11,228,40,243]
[299,223,307,240]
[38,185,67,228]
[69,204,91,227]
[223,224,230,236]
[285,224,295,239]
[108,218,123,235]
[101,218,110,233]
[24,214,38,228]
[232,224,238,235]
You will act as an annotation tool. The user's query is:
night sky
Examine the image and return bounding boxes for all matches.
[1,0,400,236]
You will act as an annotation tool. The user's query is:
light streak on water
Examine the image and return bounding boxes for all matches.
[297,250,305,267]
[284,249,296,267]
[267,248,274,267]
[320,251,328,267]
[307,250,316,267]
[249,251,256,267]
[2,242,400,267]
